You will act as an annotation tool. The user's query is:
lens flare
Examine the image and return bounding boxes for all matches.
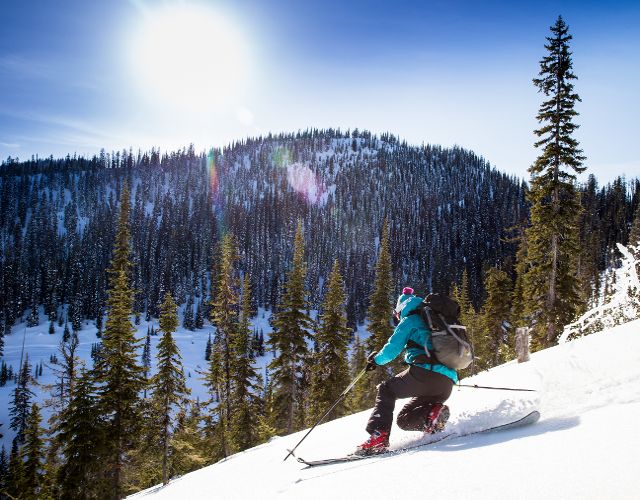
[286,163,326,205]
[272,146,293,169]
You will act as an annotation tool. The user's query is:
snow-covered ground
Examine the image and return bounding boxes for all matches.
[130,319,640,500]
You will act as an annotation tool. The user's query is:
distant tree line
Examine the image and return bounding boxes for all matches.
[0,129,637,351]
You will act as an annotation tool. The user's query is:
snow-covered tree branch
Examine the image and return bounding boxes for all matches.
[560,243,640,343]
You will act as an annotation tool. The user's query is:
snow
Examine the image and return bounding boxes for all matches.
[129,319,640,500]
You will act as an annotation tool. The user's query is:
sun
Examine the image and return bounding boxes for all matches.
[129,4,250,110]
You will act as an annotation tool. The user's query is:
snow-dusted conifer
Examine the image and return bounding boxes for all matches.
[364,220,394,402]
[57,367,105,499]
[205,233,240,456]
[22,403,45,498]
[93,183,145,499]
[480,267,514,368]
[268,222,314,434]
[309,259,351,422]
[10,353,34,445]
[229,276,262,452]
[524,16,586,349]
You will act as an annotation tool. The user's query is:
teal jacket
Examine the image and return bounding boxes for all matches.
[373,294,458,383]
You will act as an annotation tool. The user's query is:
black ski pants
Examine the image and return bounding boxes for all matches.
[366,364,453,434]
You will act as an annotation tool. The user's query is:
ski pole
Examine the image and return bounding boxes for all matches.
[456,383,537,392]
[283,367,368,462]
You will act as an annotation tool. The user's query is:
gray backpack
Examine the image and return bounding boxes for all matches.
[413,293,473,370]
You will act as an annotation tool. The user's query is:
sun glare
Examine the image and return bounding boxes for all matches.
[130,4,250,110]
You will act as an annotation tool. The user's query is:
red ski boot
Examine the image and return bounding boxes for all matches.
[354,429,390,456]
[424,403,450,434]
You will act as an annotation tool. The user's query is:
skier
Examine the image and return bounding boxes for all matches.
[355,287,458,455]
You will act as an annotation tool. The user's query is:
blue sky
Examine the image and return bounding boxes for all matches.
[1,0,639,183]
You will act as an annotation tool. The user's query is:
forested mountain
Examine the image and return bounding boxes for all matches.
[0,129,637,337]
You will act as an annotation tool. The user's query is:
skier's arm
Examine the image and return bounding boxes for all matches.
[373,320,411,366]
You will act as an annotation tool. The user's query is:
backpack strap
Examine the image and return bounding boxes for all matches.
[406,339,438,367]
[436,312,472,356]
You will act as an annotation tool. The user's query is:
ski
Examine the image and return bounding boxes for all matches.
[296,410,540,468]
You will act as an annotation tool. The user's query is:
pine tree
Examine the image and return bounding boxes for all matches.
[150,292,190,485]
[57,367,106,499]
[194,299,204,329]
[309,259,351,422]
[0,446,8,493]
[204,333,212,361]
[524,16,586,349]
[5,440,25,500]
[204,233,240,457]
[479,267,514,369]
[183,295,194,331]
[93,183,145,499]
[229,276,262,453]
[47,331,81,447]
[27,299,39,328]
[169,403,207,478]
[268,222,314,434]
[22,403,46,499]
[364,220,394,400]
[10,353,34,445]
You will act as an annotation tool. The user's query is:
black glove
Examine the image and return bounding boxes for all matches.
[365,351,378,371]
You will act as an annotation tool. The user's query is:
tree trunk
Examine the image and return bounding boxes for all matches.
[515,327,531,363]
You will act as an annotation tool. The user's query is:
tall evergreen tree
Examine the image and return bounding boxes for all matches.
[169,403,207,478]
[524,16,586,349]
[268,222,314,434]
[94,183,145,499]
[57,367,106,500]
[364,220,394,400]
[150,292,189,486]
[5,440,25,500]
[10,353,34,445]
[309,259,351,422]
[22,403,46,499]
[229,276,262,453]
[479,267,514,369]
[49,332,80,416]
[194,299,205,329]
[204,233,240,457]
[0,446,8,494]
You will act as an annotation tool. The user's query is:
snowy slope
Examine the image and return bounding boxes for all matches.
[131,319,640,500]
